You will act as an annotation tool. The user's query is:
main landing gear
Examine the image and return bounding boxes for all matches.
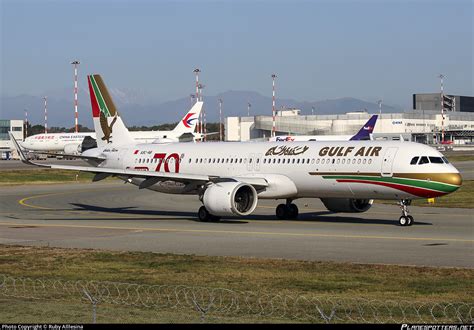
[398,199,414,227]
[276,199,299,220]
[198,206,221,222]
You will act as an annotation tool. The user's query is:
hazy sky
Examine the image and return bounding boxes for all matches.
[1,0,472,107]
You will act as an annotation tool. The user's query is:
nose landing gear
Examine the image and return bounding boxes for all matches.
[398,199,414,226]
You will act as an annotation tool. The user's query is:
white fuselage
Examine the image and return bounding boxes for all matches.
[21,131,185,152]
[85,140,461,200]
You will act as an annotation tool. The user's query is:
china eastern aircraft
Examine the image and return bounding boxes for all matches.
[10,74,462,227]
[20,101,204,154]
[269,115,378,142]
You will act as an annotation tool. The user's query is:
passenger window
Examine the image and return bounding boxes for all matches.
[410,157,419,165]
[316,159,320,164]
[322,159,325,164]
[419,156,429,165]
[368,159,372,164]
[429,157,444,164]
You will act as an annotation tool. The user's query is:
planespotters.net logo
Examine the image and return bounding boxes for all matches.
[401,325,473,330]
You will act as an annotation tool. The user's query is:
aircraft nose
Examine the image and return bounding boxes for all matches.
[444,172,462,192]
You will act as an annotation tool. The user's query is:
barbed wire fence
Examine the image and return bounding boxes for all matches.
[0,274,472,323]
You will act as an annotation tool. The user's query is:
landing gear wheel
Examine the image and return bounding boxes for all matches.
[399,216,408,227]
[276,204,287,220]
[198,206,211,222]
[288,203,299,219]
[398,200,414,227]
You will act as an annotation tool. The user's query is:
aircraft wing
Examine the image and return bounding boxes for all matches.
[26,151,106,162]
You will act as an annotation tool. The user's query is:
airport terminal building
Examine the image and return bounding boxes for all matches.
[225,94,474,146]
[0,119,24,159]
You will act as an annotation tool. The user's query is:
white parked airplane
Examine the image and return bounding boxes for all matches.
[21,100,204,154]
[269,115,378,142]
[10,74,462,226]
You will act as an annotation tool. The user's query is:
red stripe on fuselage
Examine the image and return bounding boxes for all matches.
[336,179,446,198]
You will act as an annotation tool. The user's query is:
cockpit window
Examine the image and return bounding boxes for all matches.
[418,156,430,165]
[429,157,444,164]
[410,157,419,165]
[442,157,450,164]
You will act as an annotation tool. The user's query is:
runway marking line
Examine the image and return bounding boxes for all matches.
[0,222,472,243]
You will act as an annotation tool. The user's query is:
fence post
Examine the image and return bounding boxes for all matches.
[83,289,98,324]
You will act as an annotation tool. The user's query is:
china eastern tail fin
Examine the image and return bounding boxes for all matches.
[350,115,378,141]
[171,101,203,136]
[88,74,134,147]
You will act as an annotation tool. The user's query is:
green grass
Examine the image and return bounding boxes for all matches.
[0,245,472,300]
[0,169,109,185]
[0,245,471,323]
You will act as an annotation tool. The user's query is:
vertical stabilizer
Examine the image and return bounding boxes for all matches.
[350,115,378,141]
[172,101,203,136]
[88,74,134,147]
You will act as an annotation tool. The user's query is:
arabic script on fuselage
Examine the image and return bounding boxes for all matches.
[265,145,309,156]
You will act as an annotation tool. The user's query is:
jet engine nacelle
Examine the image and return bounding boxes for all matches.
[203,182,258,217]
[320,198,373,213]
[64,143,81,155]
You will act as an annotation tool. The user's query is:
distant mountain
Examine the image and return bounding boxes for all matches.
[0,89,402,127]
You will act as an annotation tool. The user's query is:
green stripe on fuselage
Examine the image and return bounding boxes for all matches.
[321,175,459,193]
[90,75,111,117]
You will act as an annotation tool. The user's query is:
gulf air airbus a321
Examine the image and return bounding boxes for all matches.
[10,74,462,227]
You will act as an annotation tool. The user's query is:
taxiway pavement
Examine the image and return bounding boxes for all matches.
[0,182,472,268]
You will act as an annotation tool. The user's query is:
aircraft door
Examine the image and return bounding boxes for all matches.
[117,148,129,168]
[381,147,398,177]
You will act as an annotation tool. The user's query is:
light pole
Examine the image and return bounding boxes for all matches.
[189,94,196,107]
[71,60,80,132]
[193,68,201,138]
[24,108,28,139]
[439,74,445,143]
[271,74,277,137]
[198,83,206,141]
[219,98,223,141]
[43,96,48,134]
[311,106,315,116]
[377,100,382,115]
[247,102,251,117]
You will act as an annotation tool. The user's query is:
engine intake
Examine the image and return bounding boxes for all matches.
[320,198,373,213]
[203,182,258,217]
